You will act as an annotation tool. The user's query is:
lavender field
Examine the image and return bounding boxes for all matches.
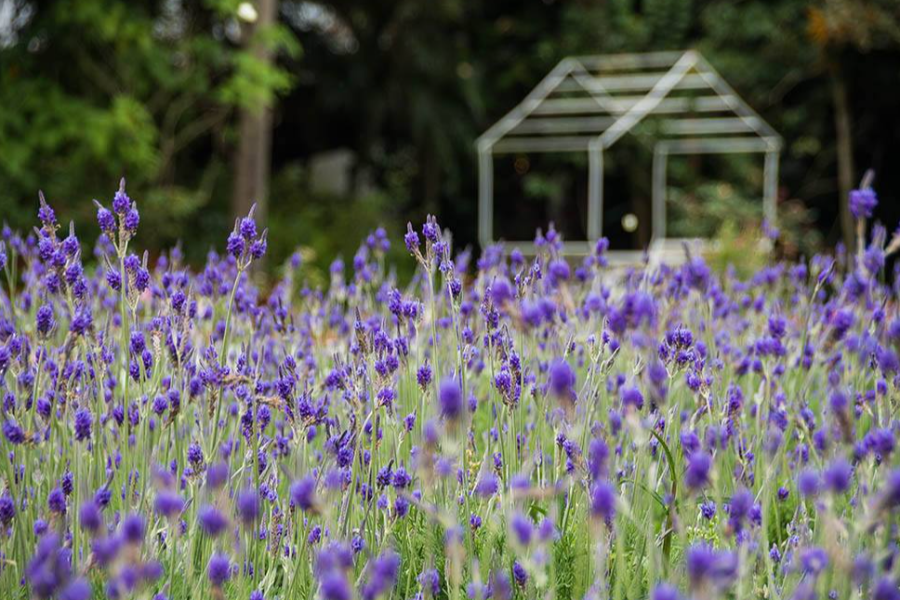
[1,181,900,600]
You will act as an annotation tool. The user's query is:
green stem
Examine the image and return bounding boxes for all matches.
[210,268,243,457]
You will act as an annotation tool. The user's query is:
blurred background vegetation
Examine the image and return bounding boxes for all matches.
[1,0,899,277]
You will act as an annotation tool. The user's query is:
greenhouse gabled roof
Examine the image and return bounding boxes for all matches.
[476,50,783,252]
[477,50,781,155]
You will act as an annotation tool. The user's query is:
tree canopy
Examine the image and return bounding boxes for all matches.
[1,0,899,271]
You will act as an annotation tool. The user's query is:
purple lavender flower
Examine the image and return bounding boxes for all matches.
[362,550,400,600]
[78,500,101,533]
[823,459,852,494]
[207,462,229,489]
[510,512,533,545]
[422,216,440,244]
[291,475,318,511]
[59,579,91,600]
[686,544,737,590]
[154,491,184,518]
[3,419,25,444]
[124,207,140,233]
[685,452,711,491]
[728,488,754,532]
[512,561,528,587]
[207,552,231,586]
[321,570,352,600]
[798,469,821,497]
[112,179,131,214]
[227,232,243,258]
[187,442,204,467]
[404,223,420,253]
[800,547,829,575]
[590,481,617,522]
[418,568,440,597]
[26,534,71,599]
[475,474,499,498]
[587,438,609,480]
[438,377,463,420]
[121,513,146,545]
[849,188,877,219]
[236,489,260,524]
[652,584,684,600]
[47,487,66,514]
[37,192,57,229]
[548,359,576,403]
[416,363,432,390]
[488,570,512,600]
[96,205,115,233]
[73,407,92,442]
[198,505,228,537]
[620,386,644,410]
[36,305,54,336]
[0,494,15,525]
[873,578,900,600]
[240,216,257,241]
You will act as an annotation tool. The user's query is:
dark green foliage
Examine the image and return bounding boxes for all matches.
[2,0,900,273]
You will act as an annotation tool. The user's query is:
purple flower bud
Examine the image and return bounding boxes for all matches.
[97,206,115,233]
[112,181,131,214]
[800,547,829,575]
[475,474,499,498]
[36,305,54,335]
[236,489,260,524]
[548,359,576,401]
[37,193,57,228]
[686,544,737,589]
[728,489,754,532]
[512,561,528,587]
[0,493,13,526]
[207,462,229,489]
[121,513,145,544]
[849,188,877,219]
[823,459,852,494]
[510,512,533,545]
[226,232,244,258]
[207,553,231,586]
[154,491,184,518]
[798,469,821,497]
[291,475,317,511]
[74,407,92,442]
[198,505,228,537]
[48,487,66,514]
[78,500,102,533]
[685,452,711,490]
[59,579,91,600]
[321,570,352,600]
[590,481,617,522]
[3,420,25,445]
[652,584,683,600]
[438,377,463,420]
[240,217,257,241]
[124,207,140,233]
[250,238,267,260]
[873,578,900,600]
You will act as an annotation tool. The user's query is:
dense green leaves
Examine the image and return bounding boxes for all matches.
[1,0,900,272]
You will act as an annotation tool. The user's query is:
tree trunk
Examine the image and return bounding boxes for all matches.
[831,66,855,250]
[231,0,278,229]
[423,146,440,216]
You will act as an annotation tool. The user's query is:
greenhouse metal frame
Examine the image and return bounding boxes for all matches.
[476,50,783,254]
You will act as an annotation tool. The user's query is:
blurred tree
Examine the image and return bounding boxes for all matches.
[807,0,900,248]
[3,0,900,275]
[232,0,283,228]
[0,0,298,254]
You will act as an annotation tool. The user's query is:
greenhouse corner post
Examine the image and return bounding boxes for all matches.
[478,146,493,248]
